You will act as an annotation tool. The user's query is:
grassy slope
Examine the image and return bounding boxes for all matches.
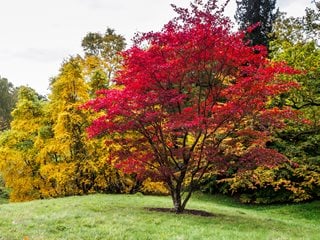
[0,193,319,240]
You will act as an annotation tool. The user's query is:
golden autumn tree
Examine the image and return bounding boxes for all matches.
[0,87,46,201]
[36,56,126,197]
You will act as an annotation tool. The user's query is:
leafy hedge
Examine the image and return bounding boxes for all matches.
[201,163,320,204]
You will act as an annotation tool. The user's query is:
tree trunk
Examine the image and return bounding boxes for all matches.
[169,177,197,214]
[171,185,184,213]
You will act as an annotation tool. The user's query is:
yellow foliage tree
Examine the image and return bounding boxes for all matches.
[0,87,46,201]
[36,56,126,197]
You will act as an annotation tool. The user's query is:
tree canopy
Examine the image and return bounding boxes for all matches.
[0,77,17,131]
[270,3,320,163]
[81,28,126,95]
[85,0,298,213]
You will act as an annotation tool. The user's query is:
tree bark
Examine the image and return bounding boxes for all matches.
[171,188,184,213]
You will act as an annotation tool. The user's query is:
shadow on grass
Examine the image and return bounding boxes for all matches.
[146,207,215,217]
[144,204,290,234]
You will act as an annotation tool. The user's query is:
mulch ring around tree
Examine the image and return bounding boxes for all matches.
[146,207,215,217]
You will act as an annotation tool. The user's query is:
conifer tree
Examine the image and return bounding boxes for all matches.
[235,0,278,50]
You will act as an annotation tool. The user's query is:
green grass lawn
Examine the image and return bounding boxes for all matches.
[0,193,319,240]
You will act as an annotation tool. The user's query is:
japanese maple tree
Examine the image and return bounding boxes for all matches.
[84,0,298,213]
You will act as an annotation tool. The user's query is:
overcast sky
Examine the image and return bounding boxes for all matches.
[0,0,315,95]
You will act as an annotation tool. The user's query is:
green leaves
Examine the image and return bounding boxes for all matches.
[270,5,320,163]
[0,77,17,131]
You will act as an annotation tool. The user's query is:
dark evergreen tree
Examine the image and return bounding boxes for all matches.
[0,77,17,131]
[235,0,278,49]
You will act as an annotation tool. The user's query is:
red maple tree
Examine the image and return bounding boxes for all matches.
[84,0,298,213]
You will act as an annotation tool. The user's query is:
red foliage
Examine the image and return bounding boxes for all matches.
[238,147,289,170]
[83,0,298,212]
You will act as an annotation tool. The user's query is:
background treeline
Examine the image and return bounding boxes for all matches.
[0,2,319,203]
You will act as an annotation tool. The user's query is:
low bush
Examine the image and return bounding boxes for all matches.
[203,163,320,204]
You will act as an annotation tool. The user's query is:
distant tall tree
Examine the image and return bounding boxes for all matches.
[81,28,126,95]
[0,77,17,131]
[235,0,278,49]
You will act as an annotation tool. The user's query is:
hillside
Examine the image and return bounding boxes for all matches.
[0,194,319,240]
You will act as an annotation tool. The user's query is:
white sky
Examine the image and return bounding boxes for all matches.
[0,0,315,95]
